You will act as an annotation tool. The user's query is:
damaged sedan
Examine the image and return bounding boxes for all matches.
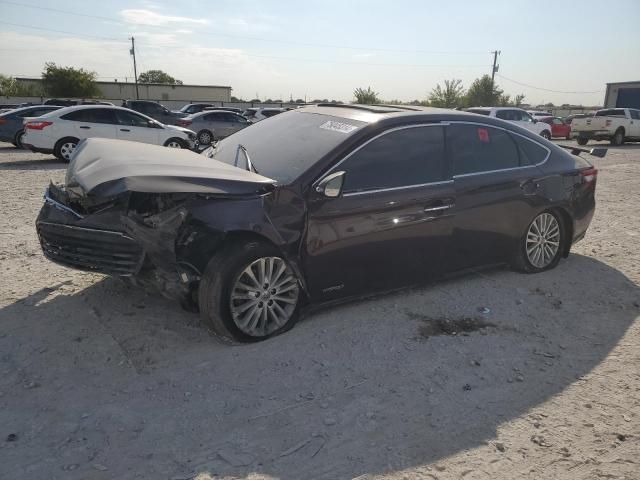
[37,105,597,343]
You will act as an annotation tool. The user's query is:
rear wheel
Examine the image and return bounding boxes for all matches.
[164,138,186,149]
[197,129,213,145]
[198,242,301,343]
[13,129,25,149]
[611,129,625,146]
[576,137,588,146]
[513,211,565,273]
[54,137,80,162]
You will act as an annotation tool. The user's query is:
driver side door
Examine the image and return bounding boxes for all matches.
[304,124,455,301]
[115,110,160,145]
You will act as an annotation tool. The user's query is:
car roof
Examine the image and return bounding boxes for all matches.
[49,105,150,116]
[295,104,483,124]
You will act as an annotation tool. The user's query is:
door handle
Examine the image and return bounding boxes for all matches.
[120,129,130,132]
[79,126,90,129]
[424,203,454,213]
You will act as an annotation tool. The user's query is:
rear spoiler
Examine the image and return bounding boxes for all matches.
[558,144,607,158]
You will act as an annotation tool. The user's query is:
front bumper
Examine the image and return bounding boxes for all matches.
[36,187,144,275]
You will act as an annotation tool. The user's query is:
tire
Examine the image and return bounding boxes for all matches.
[611,129,625,146]
[541,130,551,140]
[164,138,186,149]
[196,129,213,146]
[576,137,588,146]
[13,130,25,149]
[513,210,566,274]
[198,241,301,343]
[54,137,80,162]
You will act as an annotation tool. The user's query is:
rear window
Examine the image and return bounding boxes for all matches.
[448,124,519,175]
[208,111,365,183]
[512,134,548,165]
[595,109,626,117]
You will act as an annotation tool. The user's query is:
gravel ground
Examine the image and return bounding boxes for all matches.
[0,141,638,480]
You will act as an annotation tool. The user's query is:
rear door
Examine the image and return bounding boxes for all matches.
[114,109,160,144]
[204,112,234,137]
[447,122,548,269]
[304,124,455,301]
[61,108,118,140]
[628,109,640,137]
[552,117,569,138]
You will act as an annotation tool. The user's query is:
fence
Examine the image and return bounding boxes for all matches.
[1,96,305,110]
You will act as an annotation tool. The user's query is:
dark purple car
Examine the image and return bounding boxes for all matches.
[36,104,598,343]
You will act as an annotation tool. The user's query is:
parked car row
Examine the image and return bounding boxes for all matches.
[571,108,640,146]
[35,104,599,342]
[21,105,196,161]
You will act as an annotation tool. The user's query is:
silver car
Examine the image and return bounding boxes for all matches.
[178,110,251,145]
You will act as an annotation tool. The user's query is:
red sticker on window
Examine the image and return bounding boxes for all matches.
[477,128,489,143]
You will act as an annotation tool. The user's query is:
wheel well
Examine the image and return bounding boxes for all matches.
[550,207,573,257]
[615,127,625,136]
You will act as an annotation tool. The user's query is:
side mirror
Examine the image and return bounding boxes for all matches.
[315,171,345,198]
[147,120,159,128]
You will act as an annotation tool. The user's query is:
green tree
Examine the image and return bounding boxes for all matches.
[41,63,99,97]
[138,69,183,85]
[353,86,380,104]
[0,75,39,96]
[514,94,526,107]
[230,96,244,102]
[428,79,465,108]
[464,75,503,107]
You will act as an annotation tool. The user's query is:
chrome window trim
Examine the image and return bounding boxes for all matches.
[315,123,448,195]
[448,121,551,179]
[342,179,453,197]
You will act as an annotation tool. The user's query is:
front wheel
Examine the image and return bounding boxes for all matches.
[576,137,588,146]
[198,242,301,343]
[54,137,80,162]
[540,130,551,140]
[513,211,565,273]
[611,129,625,146]
[164,138,186,149]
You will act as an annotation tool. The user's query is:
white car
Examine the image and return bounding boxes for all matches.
[571,108,640,146]
[242,107,286,123]
[466,107,552,139]
[22,105,196,161]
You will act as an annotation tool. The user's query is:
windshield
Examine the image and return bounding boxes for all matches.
[207,111,366,184]
[595,109,626,117]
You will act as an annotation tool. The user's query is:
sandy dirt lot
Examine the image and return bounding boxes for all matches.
[0,141,638,480]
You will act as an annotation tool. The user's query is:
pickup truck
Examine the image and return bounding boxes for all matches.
[571,108,640,145]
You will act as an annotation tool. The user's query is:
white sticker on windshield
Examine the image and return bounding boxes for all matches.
[319,120,358,134]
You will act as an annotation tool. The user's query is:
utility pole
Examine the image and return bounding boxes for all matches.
[130,37,139,100]
[490,50,500,91]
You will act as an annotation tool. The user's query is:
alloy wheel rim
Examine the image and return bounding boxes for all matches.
[229,256,299,337]
[60,142,77,160]
[199,132,211,144]
[526,213,560,268]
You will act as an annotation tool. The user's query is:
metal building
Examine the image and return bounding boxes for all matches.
[604,81,640,109]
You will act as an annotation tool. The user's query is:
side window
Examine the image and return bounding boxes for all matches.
[495,110,512,120]
[552,118,564,125]
[61,110,91,121]
[512,134,548,166]
[115,110,151,127]
[630,110,640,120]
[205,112,224,122]
[448,124,520,175]
[341,126,446,194]
[61,109,115,123]
[519,111,533,122]
[91,109,117,124]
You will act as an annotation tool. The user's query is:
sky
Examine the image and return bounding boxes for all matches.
[0,0,639,105]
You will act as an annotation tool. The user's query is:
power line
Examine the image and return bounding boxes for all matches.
[0,0,488,55]
[496,74,603,94]
[0,21,128,42]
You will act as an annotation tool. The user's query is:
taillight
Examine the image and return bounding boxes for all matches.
[581,167,598,185]
[25,121,53,130]
[178,120,192,127]
[0,118,6,125]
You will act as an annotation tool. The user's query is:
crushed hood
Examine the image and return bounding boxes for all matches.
[65,138,276,197]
